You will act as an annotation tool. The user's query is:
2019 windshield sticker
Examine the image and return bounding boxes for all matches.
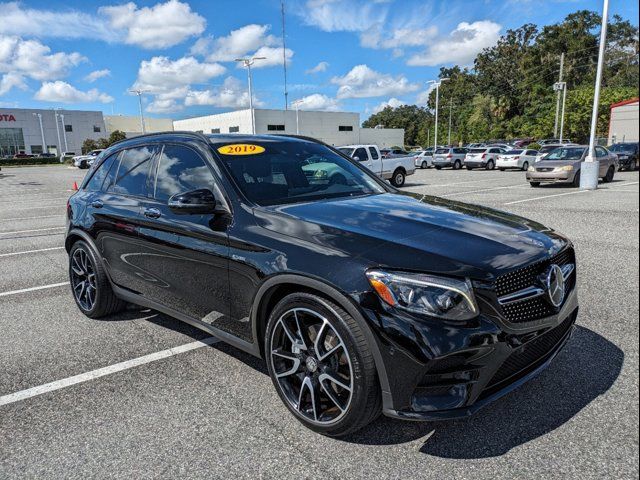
[218,144,266,155]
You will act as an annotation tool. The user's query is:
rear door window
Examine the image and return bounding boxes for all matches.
[368,147,379,160]
[153,144,216,202]
[85,152,119,192]
[107,146,156,197]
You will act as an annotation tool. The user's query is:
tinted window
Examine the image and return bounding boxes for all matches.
[108,146,155,197]
[368,147,379,160]
[489,148,501,153]
[85,152,119,192]
[544,147,586,161]
[353,148,368,161]
[154,145,215,202]
[219,139,385,206]
[595,147,607,158]
[507,149,523,155]
[435,148,449,154]
[453,148,467,154]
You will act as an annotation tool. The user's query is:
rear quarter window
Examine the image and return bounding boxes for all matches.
[85,152,119,192]
[107,146,156,197]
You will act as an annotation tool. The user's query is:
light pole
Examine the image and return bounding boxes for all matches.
[427,78,449,151]
[291,99,305,134]
[557,82,567,142]
[53,109,63,161]
[56,113,68,153]
[447,98,453,146]
[581,0,609,190]
[129,90,148,134]
[32,113,46,155]
[235,57,266,134]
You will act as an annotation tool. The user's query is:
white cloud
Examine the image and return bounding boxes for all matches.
[245,45,293,69]
[407,20,501,66]
[331,64,420,99]
[133,56,226,93]
[294,93,341,111]
[206,24,276,62]
[0,72,26,96]
[361,25,438,50]
[34,81,113,103]
[416,85,436,106]
[185,77,255,109]
[372,97,405,114]
[85,69,111,83]
[0,35,86,95]
[99,0,206,49]
[305,61,329,74]
[0,2,112,41]
[299,0,388,32]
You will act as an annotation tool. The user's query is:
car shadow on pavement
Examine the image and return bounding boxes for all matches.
[342,326,623,457]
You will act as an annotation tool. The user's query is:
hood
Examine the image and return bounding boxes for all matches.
[254,192,568,280]
[535,159,582,168]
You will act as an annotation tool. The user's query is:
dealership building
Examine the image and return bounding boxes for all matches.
[173,108,404,147]
[0,108,106,157]
[608,98,639,144]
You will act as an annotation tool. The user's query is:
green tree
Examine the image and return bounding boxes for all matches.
[362,105,433,147]
[82,139,98,154]
[107,130,127,146]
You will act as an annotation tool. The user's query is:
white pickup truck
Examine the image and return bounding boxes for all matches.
[337,144,415,187]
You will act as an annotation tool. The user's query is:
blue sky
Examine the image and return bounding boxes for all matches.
[1,0,637,121]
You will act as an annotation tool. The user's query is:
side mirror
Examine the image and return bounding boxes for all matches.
[168,189,220,214]
[353,156,361,162]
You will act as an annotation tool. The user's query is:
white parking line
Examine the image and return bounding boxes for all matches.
[0,214,63,222]
[0,247,65,258]
[0,227,65,235]
[0,282,69,297]
[505,190,588,205]
[441,184,527,197]
[608,181,639,188]
[0,337,219,407]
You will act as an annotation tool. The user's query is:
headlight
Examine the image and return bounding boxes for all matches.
[528,166,535,172]
[553,165,574,172]
[366,270,479,321]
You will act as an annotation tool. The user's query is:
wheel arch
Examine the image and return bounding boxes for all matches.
[250,274,392,407]
[65,228,98,253]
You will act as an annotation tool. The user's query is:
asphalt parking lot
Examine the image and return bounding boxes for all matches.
[1,164,638,479]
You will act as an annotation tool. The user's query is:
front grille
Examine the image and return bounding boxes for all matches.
[536,167,554,172]
[486,313,575,390]
[495,248,575,323]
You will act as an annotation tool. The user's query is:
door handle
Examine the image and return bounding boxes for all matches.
[91,200,103,209]
[144,208,161,219]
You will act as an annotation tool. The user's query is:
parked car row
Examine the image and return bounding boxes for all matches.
[337,144,415,187]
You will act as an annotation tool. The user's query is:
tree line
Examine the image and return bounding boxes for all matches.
[363,10,639,147]
[82,130,127,153]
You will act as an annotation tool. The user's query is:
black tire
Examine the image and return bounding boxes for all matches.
[265,292,381,437]
[435,166,442,170]
[390,169,406,187]
[466,166,474,170]
[603,166,615,183]
[69,240,126,318]
[522,161,529,171]
[530,182,541,188]
[486,159,495,170]
[572,171,581,188]
[453,160,462,170]
[499,168,506,172]
[421,161,428,169]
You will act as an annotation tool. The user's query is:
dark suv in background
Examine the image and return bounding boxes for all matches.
[66,132,578,437]
[609,142,639,171]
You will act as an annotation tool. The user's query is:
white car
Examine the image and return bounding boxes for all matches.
[338,144,415,187]
[413,149,434,169]
[73,149,104,169]
[496,149,539,171]
[464,147,505,170]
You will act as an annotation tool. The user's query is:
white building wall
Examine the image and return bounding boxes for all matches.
[608,101,639,143]
[105,115,173,137]
[172,108,405,148]
[0,108,105,156]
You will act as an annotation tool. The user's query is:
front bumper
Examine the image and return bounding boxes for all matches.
[357,277,579,422]
[526,170,573,183]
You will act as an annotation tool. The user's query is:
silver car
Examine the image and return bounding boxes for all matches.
[526,145,619,187]
[433,147,468,170]
[464,147,505,170]
[413,149,434,169]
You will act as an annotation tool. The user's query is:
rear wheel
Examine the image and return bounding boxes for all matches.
[466,166,474,170]
[421,160,428,169]
[530,182,541,188]
[390,169,406,187]
[265,293,381,437]
[435,166,442,170]
[603,166,615,183]
[69,240,126,318]
[486,159,495,170]
[522,161,529,171]
[453,160,462,170]
[499,168,506,172]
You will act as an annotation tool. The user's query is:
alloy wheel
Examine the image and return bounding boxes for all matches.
[71,248,97,311]
[270,308,353,425]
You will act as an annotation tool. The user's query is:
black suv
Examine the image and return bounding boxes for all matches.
[66,132,578,437]
[609,142,639,171]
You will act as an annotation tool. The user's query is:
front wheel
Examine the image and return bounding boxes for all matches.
[498,168,506,172]
[435,166,442,170]
[265,293,381,437]
[530,182,541,188]
[390,169,406,187]
[603,166,615,183]
[486,159,495,170]
[572,171,581,187]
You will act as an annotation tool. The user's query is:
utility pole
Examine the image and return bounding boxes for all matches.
[32,113,46,154]
[281,1,289,110]
[558,82,567,142]
[129,90,147,134]
[236,57,266,134]
[553,52,565,138]
[291,99,305,134]
[427,78,449,151]
[582,0,609,190]
[447,99,453,146]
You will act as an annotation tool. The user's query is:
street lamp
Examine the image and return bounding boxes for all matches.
[56,112,69,154]
[581,0,609,190]
[32,113,46,155]
[53,109,63,161]
[427,78,449,151]
[291,99,306,134]
[235,57,266,134]
[129,90,148,134]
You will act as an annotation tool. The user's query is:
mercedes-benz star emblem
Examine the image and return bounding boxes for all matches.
[545,264,565,308]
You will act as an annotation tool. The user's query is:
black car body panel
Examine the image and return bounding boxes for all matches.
[66,132,578,420]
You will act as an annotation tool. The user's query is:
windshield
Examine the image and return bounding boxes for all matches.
[217,139,386,206]
[435,148,449,154]
[609,144,636,153]
[543,147,586,161]
[540,145,560,154]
